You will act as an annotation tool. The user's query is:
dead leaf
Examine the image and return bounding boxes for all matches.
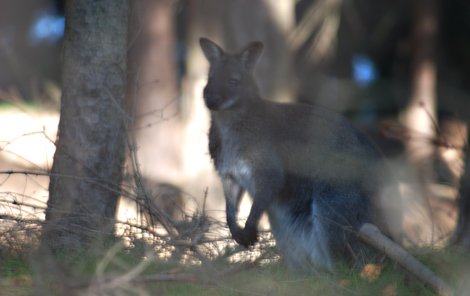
[360,264,383,282]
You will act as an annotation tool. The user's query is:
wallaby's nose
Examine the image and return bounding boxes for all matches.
[203,87,222,110]
[203,87,220,100]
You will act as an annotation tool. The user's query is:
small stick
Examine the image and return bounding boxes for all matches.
[130,272,197,283]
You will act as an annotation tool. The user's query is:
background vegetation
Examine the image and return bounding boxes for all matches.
[0,0,470,295]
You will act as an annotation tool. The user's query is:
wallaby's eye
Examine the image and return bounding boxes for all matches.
[228,78,240,87]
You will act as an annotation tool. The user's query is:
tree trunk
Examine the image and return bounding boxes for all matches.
[123,0,182,232]
[131,0,181,184]
[400,0,440,244]
[43,0,129,251]
[402,0,438,179]
[454,129,470,248]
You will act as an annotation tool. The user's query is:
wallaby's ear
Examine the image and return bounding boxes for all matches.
[239,41,264,71]
[200,37,224,63]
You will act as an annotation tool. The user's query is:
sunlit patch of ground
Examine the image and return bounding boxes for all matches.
[0,109,58,169]
[0,108,58,222]
[0,105,461,251]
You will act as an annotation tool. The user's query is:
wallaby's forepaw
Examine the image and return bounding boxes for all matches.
[233,226,258,248]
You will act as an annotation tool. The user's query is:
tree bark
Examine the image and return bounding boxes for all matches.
[454,131,470,248]
[43,0,129,251]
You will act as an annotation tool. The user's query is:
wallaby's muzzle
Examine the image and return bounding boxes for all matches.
[202,86,220,110]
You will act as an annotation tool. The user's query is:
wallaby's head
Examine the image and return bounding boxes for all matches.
[200,37,264,110]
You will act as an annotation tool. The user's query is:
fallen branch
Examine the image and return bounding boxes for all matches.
[359,223,452,296]
[130,261,256,285]
[131,272,198,283]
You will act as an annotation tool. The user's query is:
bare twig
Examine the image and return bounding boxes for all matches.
[0,170,123,197]
[0,214,43,225]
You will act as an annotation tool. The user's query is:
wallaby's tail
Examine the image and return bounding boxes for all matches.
[358,223,452,296]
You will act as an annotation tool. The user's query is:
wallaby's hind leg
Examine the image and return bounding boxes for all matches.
[268,201,334,272]
[268,181,374,272]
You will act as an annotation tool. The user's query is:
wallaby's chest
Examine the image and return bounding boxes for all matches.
[209,118,262,176]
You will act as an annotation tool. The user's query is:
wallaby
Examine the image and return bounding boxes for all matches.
[199,37,451,294]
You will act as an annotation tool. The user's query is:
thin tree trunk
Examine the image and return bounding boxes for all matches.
[133,0,181,184]
[124,0,181,233]
[401,0,440,244]
[454,130,470,248]
[403,0,438,178]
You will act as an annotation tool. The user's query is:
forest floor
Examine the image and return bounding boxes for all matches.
[0,244,469,295]
[0,103,467,295]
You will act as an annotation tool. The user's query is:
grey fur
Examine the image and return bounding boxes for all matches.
[200,37,401,271]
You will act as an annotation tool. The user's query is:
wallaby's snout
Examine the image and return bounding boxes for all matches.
[203,84,223,110]
[202,73,235,110]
